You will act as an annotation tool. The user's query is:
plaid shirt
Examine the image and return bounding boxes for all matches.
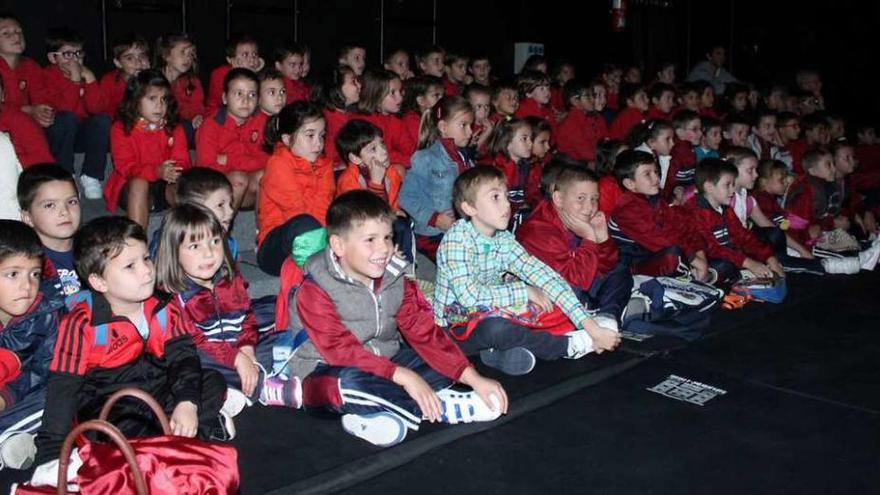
[433,219,591,327]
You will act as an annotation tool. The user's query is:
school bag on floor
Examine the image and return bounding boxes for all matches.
[621,275,724,341]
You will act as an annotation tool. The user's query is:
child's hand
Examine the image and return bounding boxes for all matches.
[59,59,83,82]
[833,215,851,231]
[192,115,204,129]
[743,258,773,279]
[368,157,389,184]
[434,212,455,231]
[864,211,878,234]
[559,210,596,241]
[588,211,610,243]
[690,253,709,282]
[582,318,621,354]
[234,347,260,397]
[525,285,553,312]
[767,256,786,277]
[393,366,442,422]
[79,66,96,84]
[170,401,199,437]
[26,104,55,127]
[159,160,183,183]
[458,366,508,415]
[672,186,685,206]
[808,225,822,240]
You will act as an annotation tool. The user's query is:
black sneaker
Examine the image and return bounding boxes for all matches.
[209,411,236,441]
[479,347,536,376]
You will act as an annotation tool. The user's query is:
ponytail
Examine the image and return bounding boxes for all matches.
[625,119,672,149]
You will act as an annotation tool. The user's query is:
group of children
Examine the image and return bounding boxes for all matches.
[3,13,880,481]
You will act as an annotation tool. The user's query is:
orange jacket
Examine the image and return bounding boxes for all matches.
[336,163,403,210]
[257,145,335,246]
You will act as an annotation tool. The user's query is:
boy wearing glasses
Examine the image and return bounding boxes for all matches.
[556,79,608,163]
[0,13,52,128]
[42,27,110,200]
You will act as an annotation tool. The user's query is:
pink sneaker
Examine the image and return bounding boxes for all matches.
[259,376,302,408]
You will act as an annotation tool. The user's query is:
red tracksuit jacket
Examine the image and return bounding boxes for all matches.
[106,120,191,212]
[358,112,416,168]
[663,139,698,201]
[514,98,558,143]
[784,174,838,243]
[556,109,608,162]
[284,78,310,104]
[754,190,787,227]
[172,74,206,121]
[443,78,461,97]
[0,57,47,110]
[647,105,671,120]
[323,108,351,168]
[684,195,774,267]
[609,106,645,141]
[610,191,703,258]
[196,108,268,173]
[0,105,53,166]
[99,69,127,116]
[42,65,105,120]
[598,175,624,217]
[517,199,619,290]
[205,64,232,116]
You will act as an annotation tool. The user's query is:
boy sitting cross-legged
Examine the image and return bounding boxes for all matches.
[434,166,620,377]
[289,190,508,447]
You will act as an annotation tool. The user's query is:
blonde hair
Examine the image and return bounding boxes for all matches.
[155,204,234,294]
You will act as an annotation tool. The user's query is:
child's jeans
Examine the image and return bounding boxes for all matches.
[453,317,569,360]
[572,263,634,322]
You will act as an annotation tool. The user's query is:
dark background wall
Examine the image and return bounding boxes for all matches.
[3,0,878,120]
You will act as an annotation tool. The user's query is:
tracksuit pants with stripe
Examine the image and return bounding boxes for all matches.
[301,348,452,429]
[0,388,46,442]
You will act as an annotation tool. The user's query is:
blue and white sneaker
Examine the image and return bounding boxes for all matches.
[341,412,407,447]
[436,389,501,425]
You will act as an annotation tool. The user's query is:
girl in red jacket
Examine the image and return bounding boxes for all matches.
[155,33,204,146]
[155,204,301,410]
[401,76,445,152]
[196,68,267,211]
[513,70,557,141]
[106,69,190,228]
[556,79,609,163]
[357,69,415,174]
[596,139,627,216]
[312,64,361,169]
[482,118,534,228]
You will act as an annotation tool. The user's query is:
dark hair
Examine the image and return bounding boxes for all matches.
[452,165,505,217]
[522,54,547,73]
[649,82,675,102]
[0,220,43,264]
[802,147,831,171]
[264,100,324,151]
[829,139,853,157]
[177,167,233,205]
[326,190,395,237]
[619,82,646,107]
[613,149,656,188]
[336,119,383,164]
[596,139,626,176]
[444,51,468,66]
[562,79,590,108]
[117,68,179,134]
[337,43,365,60]
[677,81,700,98]
[540,155,584,198]
[723,113,751,133]
[357,69,400,114]
[625,119,672,148]
[752,108,778,127]
[18,164,78,210]
[0,12,20,24]
[225,33,258,58]
[416,45,446,71]
[757,159,788,182]
[45,26,83,54]
[74,216,147,285]
[695,157,738,194]
[671,109,700,130]
[777,111,799,126]
[722,146,757,166]
[801,113,829,134]
[725,82,749,99]
[418,96,473,149]
[258,67,284,84]
[516,69,551,98]
[491,78,518,101]
[402,75,444,113]
[550,60,575,82]
[311,64,357,111]
[701,116,722,134]
[223,67,258,94]
[111,33,148,60]
[692,80,714,96]
[552,163,599,194]
[487,118,532,157]
[154,33,199,93]
[461,83,491,102]
[155,204,234,293]
[274,41,306,64]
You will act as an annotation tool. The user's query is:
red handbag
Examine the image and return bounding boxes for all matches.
[14,388,240,495]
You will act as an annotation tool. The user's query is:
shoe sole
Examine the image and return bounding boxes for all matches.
[480,348,536,376]
[0,433,36,470]
[341,413,407,447]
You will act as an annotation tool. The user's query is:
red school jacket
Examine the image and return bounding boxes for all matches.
[359,112,416,168]
[196,108,268,173]
[284,78,310,104]
[684,195,773,267]
[598,175,624,217]
[42,65,106,120]
[662,139,698,201]
[0,56,48,111]
[556,109,608,162]
[0,105,54,166]
[402,111,421,152]
[106,120,191,212]
[784,174,837,244]
[514,97,558,143]
[172,74,206,121]
[323,108,352,168]
[205,64,232,116]
[443,77,461,97]
[609,106,645,141]
[517,199,619,290]
[99,69,127,116]
[610,191,703,258]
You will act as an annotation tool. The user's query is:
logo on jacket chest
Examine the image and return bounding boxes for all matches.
[18,79,26,90]
[250,130,259,143]
[168,136,175,147]
[712,225,731,246]
[107,328,131,354]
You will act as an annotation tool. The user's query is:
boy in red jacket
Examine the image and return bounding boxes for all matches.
[784,147,845,247]
[609,83,649,140]
[206,34,264,115]
[42,27,110,200]
[513,70,557,140]
[663,110,702,203]
[556,79,608,163]
[648,83,675,120]
[443,52,469,97]
[99,34,150,116]
[0,77,53,167]
[274,43,310,104]
[0,13,51,127]
[685,158,784,286]
[517,164,632,329]
[609,149,710,280]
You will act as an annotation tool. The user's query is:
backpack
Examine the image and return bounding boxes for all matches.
[621,275,724,341]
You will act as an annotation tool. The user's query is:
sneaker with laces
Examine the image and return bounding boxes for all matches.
[479,347,536,376]
[0,432,36,470]
[858,246,880,271]
[565,329,594,359]
[341,412,407,447]
[79,175,103,200]
[210,411,236,441]
[259,376,302,408]
[436,388,501,424]
[221,387,250,418]
[821,256,861,274]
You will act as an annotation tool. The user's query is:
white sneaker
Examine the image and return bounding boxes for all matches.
[565,330,595,359]
[821,257,860,274]
[79,175,103,200]
[0,432,36,470]
[593,315,619,332]
[221,387,251,418]
[436,388,502,424]
[341,412,407,447]
[858,246,880,271]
